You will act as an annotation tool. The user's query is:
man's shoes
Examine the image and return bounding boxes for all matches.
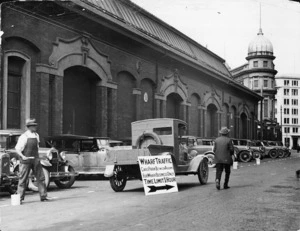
[216,179,220,190]
[224,185,230,189]
[41,197,52,202]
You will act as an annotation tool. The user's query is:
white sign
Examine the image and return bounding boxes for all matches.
[138,156,178,196]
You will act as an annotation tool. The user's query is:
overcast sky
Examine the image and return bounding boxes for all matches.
[131,0,300,76]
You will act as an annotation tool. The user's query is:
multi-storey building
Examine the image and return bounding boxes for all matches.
[231,26,279,140]
[275,74,300,148]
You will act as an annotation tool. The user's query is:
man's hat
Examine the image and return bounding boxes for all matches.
[219,127,230,135]
[26,118,38,127]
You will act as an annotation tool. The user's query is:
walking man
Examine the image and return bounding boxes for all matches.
[213,127,234,190]
[15,119,50,203]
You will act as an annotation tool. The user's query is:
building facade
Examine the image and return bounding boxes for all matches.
[0,0,261,144]
[275,75,300,149]
[231,27,279,140]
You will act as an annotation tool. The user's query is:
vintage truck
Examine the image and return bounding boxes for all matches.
[104,119,209,192]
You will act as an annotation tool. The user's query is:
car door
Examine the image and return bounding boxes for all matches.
[81,140,99,173]
[64,139,81,173]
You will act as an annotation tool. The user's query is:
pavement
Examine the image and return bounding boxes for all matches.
[0,152,299,231]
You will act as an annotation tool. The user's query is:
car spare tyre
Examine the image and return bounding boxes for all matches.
[135,132,162,148]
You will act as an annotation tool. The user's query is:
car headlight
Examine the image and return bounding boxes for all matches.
[47,150,53,160]
[60,151,66,160]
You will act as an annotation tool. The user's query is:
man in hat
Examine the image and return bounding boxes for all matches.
[213,127,234,190]
[15,118,50,203]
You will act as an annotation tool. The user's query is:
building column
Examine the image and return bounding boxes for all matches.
[204,109,208,137]
[52,75,63,135]
[155,99,161,118]
[96,86,108,137]
[133,88,142,121]
[198,107,203,137]
[236,116,240,139]
[161,100,167,118]
[108,87,117,139]
[37,72,50,140]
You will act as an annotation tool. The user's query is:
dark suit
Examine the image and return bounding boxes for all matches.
[213,135,234,186]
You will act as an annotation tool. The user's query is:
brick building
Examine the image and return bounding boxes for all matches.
[0,0,261,143]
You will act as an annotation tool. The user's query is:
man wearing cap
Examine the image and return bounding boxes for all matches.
[213,127,234,190]
[15,119,50,203]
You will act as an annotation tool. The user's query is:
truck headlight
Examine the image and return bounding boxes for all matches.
[47,151,53,160]
[60,151,66,160]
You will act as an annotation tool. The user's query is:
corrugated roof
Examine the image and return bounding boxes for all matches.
[76,0,232,77]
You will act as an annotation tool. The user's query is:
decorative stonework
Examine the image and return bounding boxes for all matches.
[46,35,113,84]
[160,69,188,102]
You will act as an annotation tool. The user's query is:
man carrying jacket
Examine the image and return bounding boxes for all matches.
[15,119,51,203]
[213,127,234,190]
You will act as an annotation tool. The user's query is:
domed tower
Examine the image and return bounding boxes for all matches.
[247,27,277,122]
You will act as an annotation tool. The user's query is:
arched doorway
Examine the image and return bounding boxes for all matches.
[207,104,218,138]
[63,66,100,136]
[189,94,200,136]
[240,113,248,139]
[166,93,183,119]
[140,78,155,119]
[117,72,136,139]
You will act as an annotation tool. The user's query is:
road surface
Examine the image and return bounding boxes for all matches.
[1,153,299,231]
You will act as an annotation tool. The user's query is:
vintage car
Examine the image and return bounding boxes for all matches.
[45,135,127,175]
[266,141,290,158]
[258,140,283,159]
[104,118,209,192]
[180,136,215,168]
[0,146,18,194]
[0,130,77,189]
[232,139,253,163]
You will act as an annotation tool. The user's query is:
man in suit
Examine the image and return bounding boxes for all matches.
[213,127,234,190]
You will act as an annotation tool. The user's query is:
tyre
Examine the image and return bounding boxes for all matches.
[54,166,76,189]
[109,165,127,192]
[6,180,18,195]
[205,153,216,168]
[269,150,278,159]
[28,167,50,190]
[198,158,209,185]
[277,149,285,158]
[252,151,261,160]
[239,151,252,163]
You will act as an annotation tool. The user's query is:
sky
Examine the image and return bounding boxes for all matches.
[131,0,300,75]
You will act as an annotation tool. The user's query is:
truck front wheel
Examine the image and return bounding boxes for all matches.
[109,165,127,192]
[198,158,209,185]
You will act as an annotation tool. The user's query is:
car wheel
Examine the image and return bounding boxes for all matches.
[239,151,251,163]
[109,165,127,192]
[278,149,285,158]
[54,166,76,189]
[205,153,216,168]
[252,151,261,159]
[269,150,278,159]
[198,158,209,185]
[28,168,50,190]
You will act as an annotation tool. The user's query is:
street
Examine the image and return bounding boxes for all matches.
[1,153,299,231]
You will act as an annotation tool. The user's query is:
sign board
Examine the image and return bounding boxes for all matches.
[138,156,178,196]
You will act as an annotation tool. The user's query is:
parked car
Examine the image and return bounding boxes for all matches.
[232,139,253,163]
[104,119,209,192]
[45,135,124,175]
[181,136,215,167]
[259,141,282,159]
[267,140,290,158]
[0,130,77,190]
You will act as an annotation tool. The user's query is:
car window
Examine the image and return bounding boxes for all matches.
[239,140,248,146]
[0,135,8,149]
[268,141,276,146]
[64,140,80,152]
[232,140,239,145]
[153,127,172,135]
[188,138,195,147]
[81,140,97,151]
[202,140,212,146]
[46,139,63,149]
[263,141,269,146]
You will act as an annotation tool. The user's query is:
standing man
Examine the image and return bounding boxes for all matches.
[213,127,234,190]
[15,119,50,203]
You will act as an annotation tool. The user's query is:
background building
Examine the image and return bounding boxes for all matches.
[0,0,261,144]
[275,74,300,149]
[231,26,280,140]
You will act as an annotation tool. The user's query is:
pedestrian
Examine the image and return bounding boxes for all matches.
[15,118,51,203]
[213,127,234,190]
